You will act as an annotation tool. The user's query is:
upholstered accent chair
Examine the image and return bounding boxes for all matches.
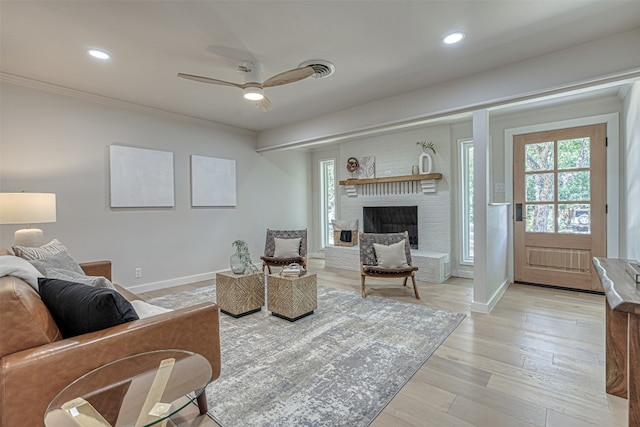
[260,229,307,274]
[359,231,420,299]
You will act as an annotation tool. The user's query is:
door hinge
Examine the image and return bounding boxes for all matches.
[606,137,608,147]
[606,204,608,214]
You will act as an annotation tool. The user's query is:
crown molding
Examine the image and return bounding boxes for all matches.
[0,72,257,137]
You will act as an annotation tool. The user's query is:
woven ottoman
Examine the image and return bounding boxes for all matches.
[216,271,264,318]
[267,273,317,321]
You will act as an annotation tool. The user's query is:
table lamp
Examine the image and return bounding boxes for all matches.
[0,192,57,247]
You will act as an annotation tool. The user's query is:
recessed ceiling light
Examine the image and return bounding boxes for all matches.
[442,32,465,45]
[88,49,110,60]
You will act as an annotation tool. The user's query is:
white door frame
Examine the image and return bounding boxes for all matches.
[504,113,620,284]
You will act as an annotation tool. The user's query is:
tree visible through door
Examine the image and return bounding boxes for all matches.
[513,124,606,291]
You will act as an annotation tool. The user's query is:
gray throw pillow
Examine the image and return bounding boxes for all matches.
[45,267,115,289]
[373,241,409,268]
[273,237,301,258]
[30,251,84,276]
[12,239,67,260]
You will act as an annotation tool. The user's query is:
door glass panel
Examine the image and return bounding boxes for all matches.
[525,141,554,172]
[526,173,554,202]
[558,171,590,201]
[526,204,555,233]
[558,138,590,169]
[558,204,590,234]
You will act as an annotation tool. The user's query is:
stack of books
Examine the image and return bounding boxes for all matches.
[281,267,302,277]
[625,261,640,284]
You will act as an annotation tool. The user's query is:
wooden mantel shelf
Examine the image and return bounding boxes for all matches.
[338,173,442,186]
[338,173,443,197]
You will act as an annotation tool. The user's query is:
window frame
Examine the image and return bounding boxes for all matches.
[319,158,336,248]
[459,138,474,265]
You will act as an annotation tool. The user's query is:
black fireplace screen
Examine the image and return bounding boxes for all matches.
[363,206,418,249]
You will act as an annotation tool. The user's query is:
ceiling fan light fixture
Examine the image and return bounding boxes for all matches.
[243,87,264,101]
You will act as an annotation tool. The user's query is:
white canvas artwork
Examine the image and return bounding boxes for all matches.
[109,145,175,208]
[356,156,375,179]
[191,155,237,207]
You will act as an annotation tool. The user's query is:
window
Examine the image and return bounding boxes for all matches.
[320,159,336,248]
[460,139,474,264]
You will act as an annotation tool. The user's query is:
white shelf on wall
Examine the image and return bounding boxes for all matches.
[338,173,442,197]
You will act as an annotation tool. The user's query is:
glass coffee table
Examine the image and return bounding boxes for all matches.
[44,349,212,427]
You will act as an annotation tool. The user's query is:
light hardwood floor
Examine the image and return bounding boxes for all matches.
[141,259,627,427]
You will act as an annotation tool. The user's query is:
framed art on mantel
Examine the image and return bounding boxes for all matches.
[191,155,237,207]
[109,145,175,208]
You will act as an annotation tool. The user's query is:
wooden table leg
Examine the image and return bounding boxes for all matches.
[606,301,628,398]
[628,314,640,426]
[197,391,208,415]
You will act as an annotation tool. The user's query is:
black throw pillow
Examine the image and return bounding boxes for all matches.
[38,278,139,338]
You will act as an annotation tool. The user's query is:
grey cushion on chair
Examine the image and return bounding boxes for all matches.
[359,232,412,266]
[261,229,307,270]
[263,229,307,257]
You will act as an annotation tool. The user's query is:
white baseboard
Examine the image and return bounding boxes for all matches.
[126,262,266,294]
[309,252,325,259]
[470,278,510,314]
[125,271,220,294]
[453,269,474,279]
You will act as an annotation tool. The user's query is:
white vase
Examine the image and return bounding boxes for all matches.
[418,152,433,174]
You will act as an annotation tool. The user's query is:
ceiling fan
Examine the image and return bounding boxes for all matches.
[178,61,315,112]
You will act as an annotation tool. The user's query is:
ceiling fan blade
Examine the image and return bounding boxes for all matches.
[262,66,314,87]
[177,73,243,89]
[255,96,273,112]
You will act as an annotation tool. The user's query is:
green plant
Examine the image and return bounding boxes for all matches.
[232,240,260,275]
[416,141,436,155]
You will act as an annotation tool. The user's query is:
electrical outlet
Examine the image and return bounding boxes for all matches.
[384,169,392,176]
[135,267,142,278]
[494,183,505,193]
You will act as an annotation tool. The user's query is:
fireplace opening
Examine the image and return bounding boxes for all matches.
[363,206,418,249]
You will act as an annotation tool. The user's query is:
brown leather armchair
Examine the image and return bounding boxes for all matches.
[0,260,220,427]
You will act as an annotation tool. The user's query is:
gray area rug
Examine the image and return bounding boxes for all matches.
[148,284,465,427]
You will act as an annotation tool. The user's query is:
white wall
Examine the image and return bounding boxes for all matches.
[334,125,451,257]
[0,82,311,291]
[622,82,640,259]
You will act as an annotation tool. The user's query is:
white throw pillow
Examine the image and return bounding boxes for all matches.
[130,300,173,319]
[331,219,358,231]
[373,240,409,268]
[0,255,44,291]
[273,237,301,258]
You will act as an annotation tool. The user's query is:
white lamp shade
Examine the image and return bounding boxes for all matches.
[0,193,57,225]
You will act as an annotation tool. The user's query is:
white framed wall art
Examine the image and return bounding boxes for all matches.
[109,144,175,208]
[191,155,237,207]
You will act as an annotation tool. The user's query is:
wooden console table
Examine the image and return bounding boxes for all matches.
[593,257,640,426]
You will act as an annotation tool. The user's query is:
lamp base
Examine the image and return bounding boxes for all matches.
[14,228,44,247]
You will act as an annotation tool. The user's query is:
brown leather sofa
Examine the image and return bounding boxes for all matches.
[0,260,221,427]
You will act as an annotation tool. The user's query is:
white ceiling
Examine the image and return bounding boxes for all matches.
[2,1,639,132]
